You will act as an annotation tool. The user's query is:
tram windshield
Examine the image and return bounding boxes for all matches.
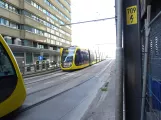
[61,47,75,63]
[0,43,15,77]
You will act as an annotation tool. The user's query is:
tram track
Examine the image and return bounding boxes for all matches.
[26,73,87,95]
[25,72,69,85]
[24,60,110,87]
[24,70,64,83]
[25,60,112,95]
[2,60,113,120]
[24,59,113,106]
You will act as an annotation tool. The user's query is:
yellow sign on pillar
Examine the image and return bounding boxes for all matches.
[126,6,137,25]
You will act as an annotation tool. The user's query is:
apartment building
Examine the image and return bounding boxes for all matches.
[0,0,71,68]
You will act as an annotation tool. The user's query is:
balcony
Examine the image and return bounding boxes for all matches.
[0,25,21,38]
[21,30,47,43]
[49,0,70,19]
[61,26,71,34]
[64,35,71,41]
[67,0,71,4]
[24,1,45,19]
[33,0,70,25]
[59,0,71,12]
[7,0,20,7]
[0,7,21,23]
[23,16,47,31]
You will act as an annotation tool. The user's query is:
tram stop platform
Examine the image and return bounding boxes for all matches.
[81,64,116,120]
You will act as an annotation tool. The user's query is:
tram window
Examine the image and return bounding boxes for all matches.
[86,51,89,61]
[75,49,82,65]
[81,51,89,63]
[61,48,75,63]
[0,43,15,77]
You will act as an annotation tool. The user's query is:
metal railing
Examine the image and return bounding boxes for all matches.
[19,59,105,77]
[20,62,60,76]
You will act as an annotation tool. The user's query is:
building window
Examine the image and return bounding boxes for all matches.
[26,0,32,4]
[56,41,59,45]
[9,5,13,11]
[43,0,70,22]
[10,22,18,29]
[0,18,19,29]
[0,0,19,14]
[51,40,54,44]
[64,0,70,6]
[25,0,69,24]
[13,53,24,57]
[0,0,5,8]
[22,40,33,47]
[23,25,44,36]
[38,44,44,49]
[0,18,9,26]
[4,2,8,9]
[47,38,50,43]
[43,9,47,14]
[56,32,59,36]
[4,37,12,44]
[26,52,33,64]
[39,6,43,11]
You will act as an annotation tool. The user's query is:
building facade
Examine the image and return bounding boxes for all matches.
[0,0,71,68]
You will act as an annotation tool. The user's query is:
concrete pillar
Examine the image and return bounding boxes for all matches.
[24,52,26,65]
[32,52,34,64]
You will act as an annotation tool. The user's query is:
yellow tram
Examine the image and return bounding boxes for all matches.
[0,35,26,117]
[60,46,96,71]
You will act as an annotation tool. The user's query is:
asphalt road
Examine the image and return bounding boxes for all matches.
[2,59,115,120]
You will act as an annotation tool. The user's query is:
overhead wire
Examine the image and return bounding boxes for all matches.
[60,17,115,26]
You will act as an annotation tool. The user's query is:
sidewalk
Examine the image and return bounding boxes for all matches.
[81,66,115,120]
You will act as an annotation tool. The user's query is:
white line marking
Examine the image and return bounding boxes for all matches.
[95,60,113,77]
[44,81,54,84]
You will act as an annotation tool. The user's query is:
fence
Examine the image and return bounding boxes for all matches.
[20,62,60,76]
[141,11,161,120]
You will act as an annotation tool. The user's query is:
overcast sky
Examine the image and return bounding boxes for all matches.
[71,0,116,57]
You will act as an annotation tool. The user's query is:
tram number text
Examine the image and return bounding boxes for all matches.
[126,6,137,25]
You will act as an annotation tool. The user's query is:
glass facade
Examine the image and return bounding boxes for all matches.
[64,0,70,6]
[0,0,19,14]
[22,9,70,41]
[45,0,70,21]
[0,18,19,29]
[25,0,68,25]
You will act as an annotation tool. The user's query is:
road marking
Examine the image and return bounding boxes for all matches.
[95,60,113,77]
[126,5,137,25]
[44,81,55,84]
[60,73,76,80]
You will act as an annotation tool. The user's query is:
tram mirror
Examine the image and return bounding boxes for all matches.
[0,35,16,77]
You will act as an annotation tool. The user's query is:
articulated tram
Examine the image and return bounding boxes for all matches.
[60,46,97,70]
[0,35,26,118]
